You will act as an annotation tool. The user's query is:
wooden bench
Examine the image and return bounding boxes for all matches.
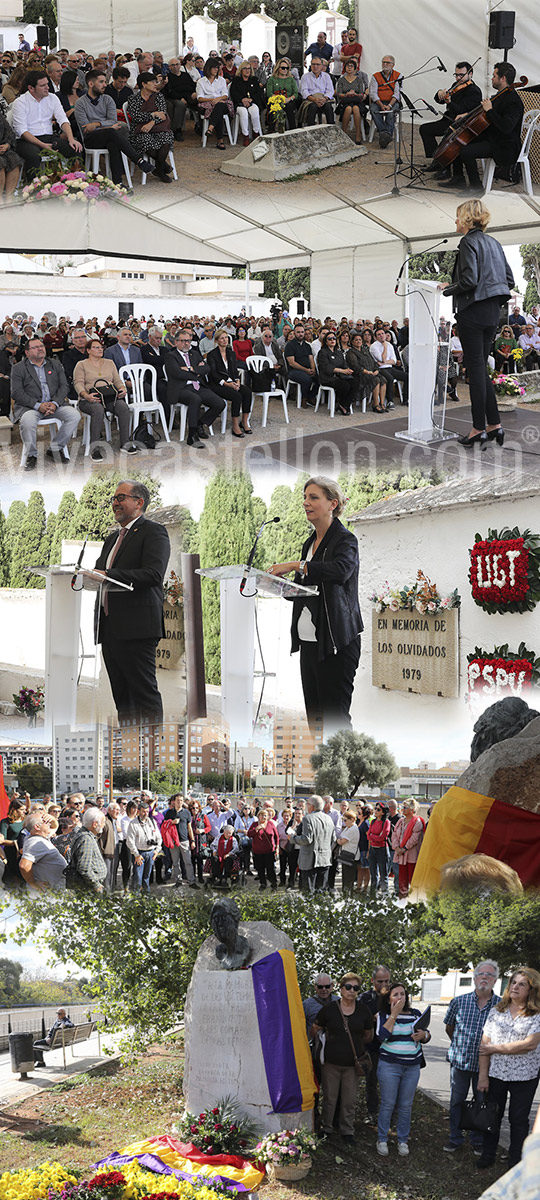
[48,1018,105,1070]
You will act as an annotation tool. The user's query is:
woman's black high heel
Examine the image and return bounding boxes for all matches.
[457,431,488,448]
[486,427,505,446]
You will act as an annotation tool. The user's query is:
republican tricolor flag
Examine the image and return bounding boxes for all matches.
[411,785,540,895]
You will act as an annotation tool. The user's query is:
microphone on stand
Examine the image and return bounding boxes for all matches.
[437,57,447,72]
[240,518,280,594]
[71,537,88,589]
[420,98,438,116]
[395,239,449,294]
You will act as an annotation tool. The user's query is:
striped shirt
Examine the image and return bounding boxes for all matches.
[444,991,500,1072]
[377,1009,423,1065]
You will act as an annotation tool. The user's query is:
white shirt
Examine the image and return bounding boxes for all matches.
[262,341,277,364]
[196,76,229,101]
[519,331,540,351]
[483,1008,540,1081]
[12,90,68,138]
[370,339,397,366]
[339,823,360,858]
[183,42,199,56]
[297,544,317,642]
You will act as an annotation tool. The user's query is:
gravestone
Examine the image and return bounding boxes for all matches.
[184,917,314,1133]
[221,125,366,181]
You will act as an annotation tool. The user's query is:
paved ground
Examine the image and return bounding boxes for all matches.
[0,1027,120,1108]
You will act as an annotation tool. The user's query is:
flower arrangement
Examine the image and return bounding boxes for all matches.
[466,642,540,698]
[173,1097,256,1158]
[469,527,540,614]
[46,1170,126,1200]
[0,1160,77,1200]
[267,94,287,132]
[0,1163,234,1200]
[22,170,127,205]
[12,684,44,725]
[253,1128,318,1168]
[163,571,183,607]
[369,569,460,615]
[490,371,526,397]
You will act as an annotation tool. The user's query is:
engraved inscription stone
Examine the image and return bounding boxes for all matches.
[371,608,459,698]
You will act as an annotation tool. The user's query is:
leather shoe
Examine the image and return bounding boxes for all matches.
[187,434,205,448]
[25,454,37,470]
[197,424,209,439]
[438,175,468,189]
[476,1157,496,1170]
[457,430,488,448]
[46,446,68,461]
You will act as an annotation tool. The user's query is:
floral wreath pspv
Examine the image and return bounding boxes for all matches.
[466,642,540,697]
[469,527,540,614]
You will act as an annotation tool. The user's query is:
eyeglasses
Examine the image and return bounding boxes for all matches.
[111,493,134,503]
[317,983,332,989]
[343,983,359,991]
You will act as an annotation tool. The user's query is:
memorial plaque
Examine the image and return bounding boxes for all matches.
[156,601,184,670]
[371,608,459,698]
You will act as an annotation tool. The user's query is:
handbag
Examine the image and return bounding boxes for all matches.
[339,847,357,866]
[90,376,119,412]
[460,1095,498,1134]
[340,1011,372,1078]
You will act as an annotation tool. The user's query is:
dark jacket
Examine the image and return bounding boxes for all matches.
[443,228,514,314]
[164,72,198,103]
[317,344,348,385]
[230,73,264,110]
[251,336,285,371]
[291,517,363,660]
[141,341,168,381]
[484,86,524,166]
[94,514,170,642]
[165,345,210,404]
[435,79,482,121]
[206,344,242,387]
[104,343,142,370]
[62,346,86,401]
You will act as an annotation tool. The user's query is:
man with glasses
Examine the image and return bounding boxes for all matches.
[443,961,501,1154]
[360,964,391,1122]
[303,973,340,1034]
[420,61,481,180]
[164,56,198,140]
[165,327,225,448]
[93,480,170,723]
[369,54,401,148]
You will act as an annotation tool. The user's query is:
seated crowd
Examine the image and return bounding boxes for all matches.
[0,30,395,193]
[1,300,535,463]
[0,789,431,900]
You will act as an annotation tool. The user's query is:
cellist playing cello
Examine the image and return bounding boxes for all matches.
[420,61,482,181]
[437,62,524,192]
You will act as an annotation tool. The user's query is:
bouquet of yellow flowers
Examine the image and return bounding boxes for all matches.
[267,93,287,132]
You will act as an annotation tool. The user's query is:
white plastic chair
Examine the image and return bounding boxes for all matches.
[482,109,540,197]
[246,355,289,427]
[285,377,303,409]
[201,112,236,148]
[122,102,177,182]
[82,133,132,189]
[18,416,62,466]
[314,385,336,418]
[118,363,170,442]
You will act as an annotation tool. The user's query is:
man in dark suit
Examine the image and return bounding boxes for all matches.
[94,480,170,724]
[104,326,142,372]
[140,324,171,423]
[166,327,225,448]
[62,326,88,401]
[439,61,524,190]
[252,327,286,384]
[11,337,80,469]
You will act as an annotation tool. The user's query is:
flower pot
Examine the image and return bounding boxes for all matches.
[270,1155,312,1181]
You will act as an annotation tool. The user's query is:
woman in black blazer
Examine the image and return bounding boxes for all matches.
[317,331,357,415]
[207,327,253,437]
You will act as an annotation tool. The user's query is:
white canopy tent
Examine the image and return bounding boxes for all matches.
[2,190,539,316]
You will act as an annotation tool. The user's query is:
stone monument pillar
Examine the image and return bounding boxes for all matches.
[184,8,218,61]
[240,4,276,64]
[184,900,316,1133]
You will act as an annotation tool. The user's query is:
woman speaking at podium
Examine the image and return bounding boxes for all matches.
[443,199,514,448]
[268,476,362,737]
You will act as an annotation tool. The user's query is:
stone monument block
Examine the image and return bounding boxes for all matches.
[184,920,314,1133]
[220,125,367,181]
[459,713,540,815]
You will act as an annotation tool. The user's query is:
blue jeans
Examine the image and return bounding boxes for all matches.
[369,101,399,137]
[377,1058,421,1143]
[449,1066,482,1147]
[131,849,154,892]
[369,846,388,892]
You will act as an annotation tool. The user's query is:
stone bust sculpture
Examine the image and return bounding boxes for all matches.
[470,697,540,762]
[210,897,251,970]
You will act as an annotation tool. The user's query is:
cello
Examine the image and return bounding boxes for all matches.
[433,74,528,168]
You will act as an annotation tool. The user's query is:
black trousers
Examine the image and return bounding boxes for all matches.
[483,1075,538,1167]
[419,116,450,158]
[143,376,170,422]
[84,126,142,183]
[302,100,334,126]
[205,101,229,137]
[301,865,330,893]
[211,380,252,417]
[16,133,78,180]
[100,622,163,723]
[456,317,500,429]
[172,383,225,434]
[118,840,132,888]
[322,374,356,407]
[299,637,360,736]
[254,851,277,889]
[378,364,408,399]
[454,135,494,187]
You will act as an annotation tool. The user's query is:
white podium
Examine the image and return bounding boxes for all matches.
[395,278,457,446]
[27,563,132,733]
[197,565,316,745]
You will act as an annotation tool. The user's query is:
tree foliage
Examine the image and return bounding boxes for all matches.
[0,509,9,587]
[49,490,78,564]
[198,470,263,684]
[12,761,53,796]
[9,490,47,589]
[3,891,421,1055]
[182,0,312,45]
[410,890,540,977]
[0,957,23,1004]
[520,243,540,294]
[149,760,183,795]
[311,730,398,798]
[21,0,57,45]
[68,473,161,542]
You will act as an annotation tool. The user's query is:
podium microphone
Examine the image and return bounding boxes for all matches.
[71,537,88,589]
[240,518,280,595]
[437,57,446,72]
[395,238,448,294]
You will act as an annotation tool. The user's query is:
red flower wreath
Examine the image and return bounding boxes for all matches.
[469,527,540,614]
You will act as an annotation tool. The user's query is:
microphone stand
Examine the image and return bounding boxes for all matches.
[375,59,444,194]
